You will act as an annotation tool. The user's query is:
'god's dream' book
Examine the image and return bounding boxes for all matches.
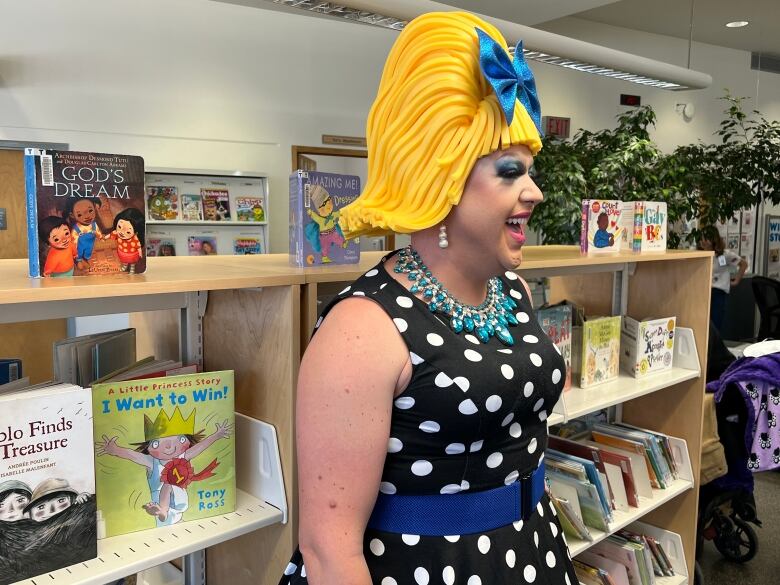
[0,383,96,585]
[25,149,146,278]
[92,371,235,537]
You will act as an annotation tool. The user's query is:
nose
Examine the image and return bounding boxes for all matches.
[519,176,544,205]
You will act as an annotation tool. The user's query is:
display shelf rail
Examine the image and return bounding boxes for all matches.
[11,418,286,585]
[548,327,700,427]
[146,220,268,226]
[11,491,281,585]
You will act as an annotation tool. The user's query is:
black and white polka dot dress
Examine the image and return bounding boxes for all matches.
[281,255,577,585]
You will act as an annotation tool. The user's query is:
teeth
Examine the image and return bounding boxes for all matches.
[506,217,527,225]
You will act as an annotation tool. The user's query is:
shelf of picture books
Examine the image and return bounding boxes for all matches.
[0,340,287,585]
[145,170,269,257]
[537,298,700,427]
[545,417,694,580]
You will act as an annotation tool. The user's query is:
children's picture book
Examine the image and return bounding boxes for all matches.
[146,236,177,257]
[536,304,573,391]
[25,149,147,277]
[289,170,361,266]
[573,315,622,388]
[146,186,179,221]
[581,199,626,254]
[0,384,96,584]
[181,194,204,222]
[233,237,263,255]
[188,235,218,256]
[632,201,668,253]
[620,316,676,378]
[235,196,266,222]
[92,371,235,537]
[201,188,231,221]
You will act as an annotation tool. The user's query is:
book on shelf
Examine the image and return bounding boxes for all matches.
[24,149,147,277]
[289,170,360,267]
[188,235,218,256]
[235,196,266,222]
[0,383,96,585]
[550,494,593,542]
[577,550,631,585]
[201,188,231,221]
[234,236,263,255]
[92,370,236,538]
[547,448,612,523]
[53,328,137,387]
[181,193,204,221]
[631,201,668,253]
[581,199,631,254]
[0,359,21,385]
[535,304,572,391]
[573,559,614,585]
[146,235,177,257]
[620,316,676,378]
[146,186,179,221]
[572,315,621,388]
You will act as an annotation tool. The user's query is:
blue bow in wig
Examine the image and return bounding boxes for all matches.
[475,28,542,132]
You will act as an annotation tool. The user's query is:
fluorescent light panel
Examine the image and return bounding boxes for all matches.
[268,0,689,89]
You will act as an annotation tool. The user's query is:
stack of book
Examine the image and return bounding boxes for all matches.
[546,422,680,543]
[580,199,667,255]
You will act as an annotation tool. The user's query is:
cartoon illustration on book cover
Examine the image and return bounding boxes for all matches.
[181,194,204,222]
[235,197,265,222]
[581,199,624,254]
[201,189,231,221]
[0,386,96,584]
[146,186,179,221]
[233,237,262,255]
[25,149,147,277]
[305,184,348,263]
[92,372,236,537]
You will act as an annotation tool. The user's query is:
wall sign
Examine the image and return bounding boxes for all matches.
[542,116,571,139]
[620,94,642,107]
[322,134,367,147]
[765,215,780,279]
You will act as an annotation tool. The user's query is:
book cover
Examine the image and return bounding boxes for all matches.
[632,202,667,253]
[181,194,204,222]
[581,199,625,254]
[289,170,360,266]
[188,235,218,256]
[24,149,146,277]
[92,371,235,537]
[0,384,96,584]
[235,196,266,222]
[201,188,231,221]
[620,316,676,378]
[233,237,263,255]
[146,236,177,257]
[0,359,21,385]
[146,186,179,221]
[536,305,572,391]
[577,316,621,388]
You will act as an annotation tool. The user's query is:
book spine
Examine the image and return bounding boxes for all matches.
[633,201,643,253]
[580,199,589,253]
[24,149,41,278]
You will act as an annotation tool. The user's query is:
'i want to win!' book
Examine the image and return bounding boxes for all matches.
[92,371,235,537]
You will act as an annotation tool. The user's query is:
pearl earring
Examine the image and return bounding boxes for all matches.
[438,225,449,249]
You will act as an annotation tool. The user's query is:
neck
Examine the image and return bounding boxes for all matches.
[409,229,498,306]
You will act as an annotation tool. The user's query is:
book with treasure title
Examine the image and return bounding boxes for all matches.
[92,371,235,537]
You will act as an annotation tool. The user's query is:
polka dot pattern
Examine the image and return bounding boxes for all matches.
[280,260,575,585]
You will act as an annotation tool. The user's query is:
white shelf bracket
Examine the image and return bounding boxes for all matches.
[181,291,208,369]
[183,549,206,585]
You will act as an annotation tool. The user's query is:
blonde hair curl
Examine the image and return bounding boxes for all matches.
[339,12,542,239]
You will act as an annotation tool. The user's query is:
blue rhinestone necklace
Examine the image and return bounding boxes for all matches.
[393,246,519,346]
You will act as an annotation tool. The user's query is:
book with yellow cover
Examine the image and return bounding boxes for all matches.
[573,316,622,388]
[92,371,235,537]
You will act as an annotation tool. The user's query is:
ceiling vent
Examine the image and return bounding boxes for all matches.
[751,53,780,75]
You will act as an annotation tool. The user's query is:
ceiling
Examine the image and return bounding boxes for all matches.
[571,0,780,56]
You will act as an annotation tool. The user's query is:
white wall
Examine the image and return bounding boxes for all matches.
[1,2,777,252]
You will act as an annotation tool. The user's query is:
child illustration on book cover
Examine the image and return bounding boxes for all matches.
[305,184,347,264]
[96,407,232,527]
[593,212,615,249]
[65,196,105,270]
[104,208,145,274]
[38,216,77,277]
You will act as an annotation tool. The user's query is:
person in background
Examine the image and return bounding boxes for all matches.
[698,225,748,332]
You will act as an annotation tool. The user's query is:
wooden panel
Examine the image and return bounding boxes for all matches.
[621,257,712,578]
[0,149,28,258]
[547,273,613,316]
[129,309,180,362]
[203,286,300,585]
[0,319,67,383]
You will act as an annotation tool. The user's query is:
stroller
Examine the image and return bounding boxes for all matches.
[697,324,762,564]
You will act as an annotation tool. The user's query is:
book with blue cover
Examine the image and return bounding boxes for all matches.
[289,170,360,267]
[24,149,146,278]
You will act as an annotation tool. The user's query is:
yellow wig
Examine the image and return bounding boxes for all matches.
[339,12,542,239]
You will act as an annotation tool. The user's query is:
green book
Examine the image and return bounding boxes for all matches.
[92,371,235,537]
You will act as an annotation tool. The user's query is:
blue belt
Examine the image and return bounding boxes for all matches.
[367,463,546,536]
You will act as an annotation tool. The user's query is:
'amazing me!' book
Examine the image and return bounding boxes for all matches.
[0,384,96,584]
[92,371,235,537]
[25,149,146,278]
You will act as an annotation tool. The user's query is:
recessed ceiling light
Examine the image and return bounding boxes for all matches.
[725,21,750,28]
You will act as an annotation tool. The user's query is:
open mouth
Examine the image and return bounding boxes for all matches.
[505,214,529,243]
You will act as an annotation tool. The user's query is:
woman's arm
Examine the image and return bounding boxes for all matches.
[296,297,410,585]
[731,256,748,286]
